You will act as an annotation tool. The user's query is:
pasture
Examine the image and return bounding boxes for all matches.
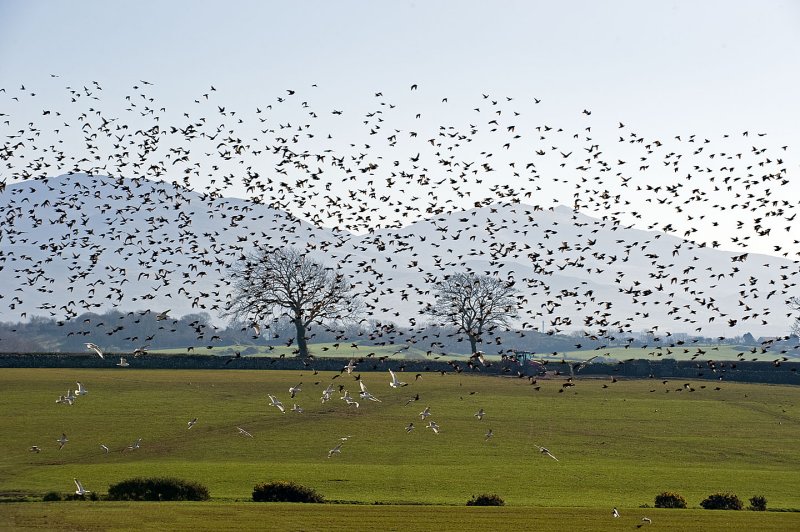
[1,368,798,530]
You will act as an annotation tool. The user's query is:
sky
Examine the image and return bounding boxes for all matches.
[1,0,799,253]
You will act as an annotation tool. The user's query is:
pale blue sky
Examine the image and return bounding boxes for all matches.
[2,0,798,132]
[1,0,799,253]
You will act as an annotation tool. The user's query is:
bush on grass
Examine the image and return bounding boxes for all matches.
[42,491,62,502]
[466,493,505,506]
[749,495,767,511]
[252,481,324,503]
[107,477,209,501]
[700,492,743,510]
[654,491,687,509]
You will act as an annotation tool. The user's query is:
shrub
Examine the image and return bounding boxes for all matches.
[252,481,324,503]
[654,491,687,509]
[466,493,505,506]
[700,492,743,510]
[107,477,209,501]
[749,495,767,511]
[42,491,62,502]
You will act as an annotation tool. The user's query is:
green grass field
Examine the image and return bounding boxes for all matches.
[1,368,798,530]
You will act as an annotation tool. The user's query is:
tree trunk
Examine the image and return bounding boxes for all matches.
[468,333,478,354]
[294,318,308,358]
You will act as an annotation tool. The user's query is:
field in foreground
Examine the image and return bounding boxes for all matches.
[2,503,800,532]
[0,368,798,529]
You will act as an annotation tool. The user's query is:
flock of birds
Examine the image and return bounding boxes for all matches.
[0,79,798,357]
[1,80,796,516]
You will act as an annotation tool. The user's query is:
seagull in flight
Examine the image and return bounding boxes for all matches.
[321,382,335,403]
[343,359,356,374]
[419,406,431,420]
[74,478,90,496]
[100,444,109,454]
[291,403,304,414]
[75,382,88,396]
[534,444,559,461]
[388,369,408,388]
[57,433,68,450]
[426,420,441,434]
[116,356,130,367]
[612,507,620,518]
[405,422,415,433]
[268,394,285,413]
[125,437,142,451]
[187,417,198,429]
[328,442,343,458]
[359,381,381,402]
[484,428,494,441]
[289,382,302,398]
[85,343,104,359]
[29,445,41,453]
[236,427,253,437]
[474,408,485,421]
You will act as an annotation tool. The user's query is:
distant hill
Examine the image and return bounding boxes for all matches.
[1,172,798,342]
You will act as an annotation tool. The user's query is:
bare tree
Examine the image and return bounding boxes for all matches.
[224,247,360,357]
[426,272,520,353]
[789,296,800,337]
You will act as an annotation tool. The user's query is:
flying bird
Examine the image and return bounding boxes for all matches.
[85,343,104,359]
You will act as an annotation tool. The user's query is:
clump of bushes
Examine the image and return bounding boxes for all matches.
[107,477,209,501]
[654,491,687,509]
[700,492,743,510]
[252,481,324,503]
[42,491,62,502]
[749,495,767,511]
[466,493,505,506]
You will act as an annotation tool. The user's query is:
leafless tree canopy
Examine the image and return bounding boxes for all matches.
[788,297,800,337]
[426,272,520,353]
[225,247,360,356]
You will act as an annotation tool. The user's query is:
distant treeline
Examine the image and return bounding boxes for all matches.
[0,309,792,357]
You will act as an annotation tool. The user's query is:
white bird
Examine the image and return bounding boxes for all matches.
[426,420,441,434]
[268,394,285,413]
[116,357,129,367]
[250,322,261,337]
[474,408,485,421]
[641,517,651,524]
[343,359,356,374]
[85,343,104,359]
[155,309,170,321]
[405,422,415,433]
[73,478,90,496]
[328,442,343,458]
[341,389,360,408]
[388,369,407,388]
[289,382,302,398]
[56,394,72,405]
[291,404,304,414]
[126,437,142,451]
[359,381,381,402]
[535,444,559,461]
[485,428,494,441]
[187,417,198,429]
[29,445,41,453]
[75,382,88,396]
[236,427,253,438]
[419,406,431,420]
[612,507,620,518]
[321,383,335,403]
[100,444,109,454]
[57,433,68,450]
